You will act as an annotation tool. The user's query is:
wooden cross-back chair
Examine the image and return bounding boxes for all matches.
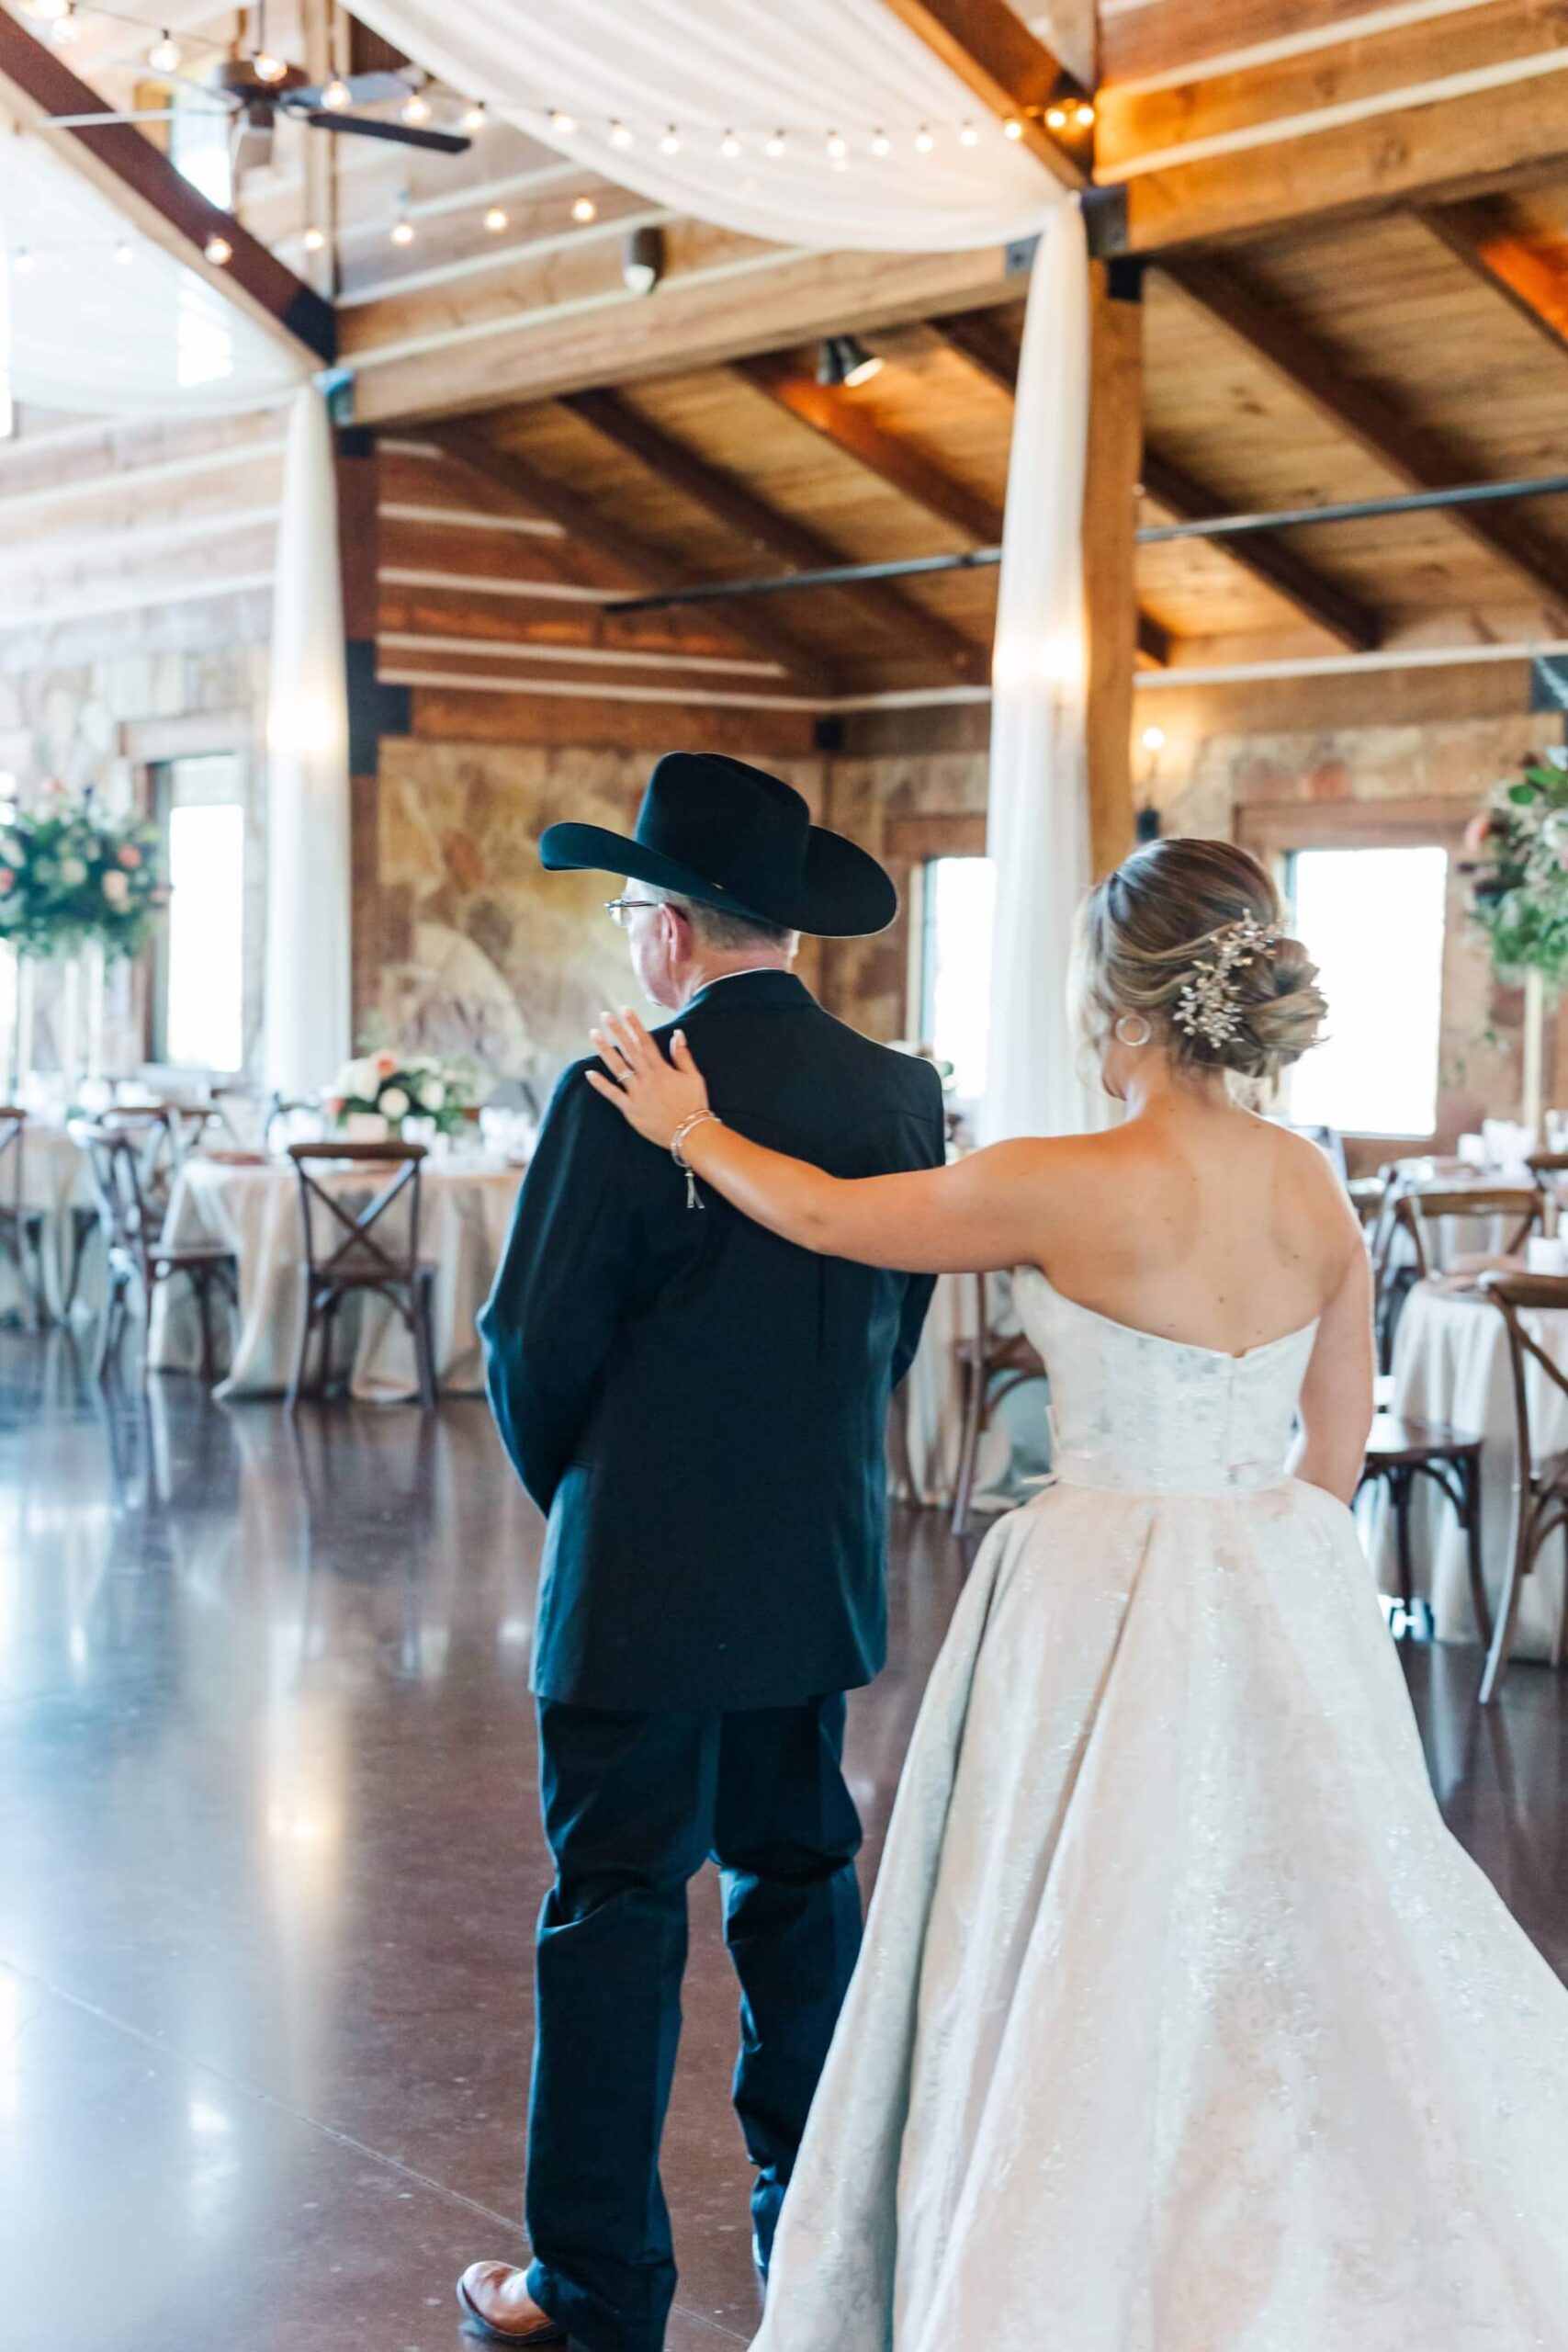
[951,1271,1048,1538]
[73,1119,238,1382]
[0,1105,44,1326]
[286,1141,437,1411]
[1526,1149,1568,1227]
[65,1101,212,1315]
[1473,1272,1568,1703]
[1393,1185,1542,1282]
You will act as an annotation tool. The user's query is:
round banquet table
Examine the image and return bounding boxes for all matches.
[1377,1276,1568,1661]
[6,1122,94,1320]
[146,1152,523,1401]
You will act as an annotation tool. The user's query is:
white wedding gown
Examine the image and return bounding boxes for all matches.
[752,1268,1568,2352]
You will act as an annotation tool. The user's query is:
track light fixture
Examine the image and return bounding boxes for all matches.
[622,223,665,296]
[817,334,883,390]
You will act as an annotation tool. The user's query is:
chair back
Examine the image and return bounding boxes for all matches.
[1478,1272,1568,1483]
[73,1120,162,1274]
[288,1142,426,1291]
[1393,1185,1540,1278]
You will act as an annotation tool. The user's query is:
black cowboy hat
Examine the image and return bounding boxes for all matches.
[538,752,897,938]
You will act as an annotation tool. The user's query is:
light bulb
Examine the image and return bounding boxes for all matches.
[204,235,232,266]
[1141,725,1167,753]
[113,239,133,265]
[764,129,785,157]
[913,126,935,153]
[719,129,740,158]
[13,248,34,273]
[608,119,632,149]
[254,50,288,83]
[401,90,431,124]
[148,28,181,72]
[483,205,508,232]
[50,7,81,44]
[322,77,350,110]
[1005,115,1026,138]
[390,217,415,246]
[826,130,847,160]
[547,108,576,135]
[659,125,681,154]
[461,102,487,132]
[1045,107,1066,130]
[1075,102,1096,128]
[571,196,597,223]
[302,225,325,252]
[870,129,890,157]
[959,121,979,146]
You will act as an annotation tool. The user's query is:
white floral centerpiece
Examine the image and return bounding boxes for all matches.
[325,1048,476,1140]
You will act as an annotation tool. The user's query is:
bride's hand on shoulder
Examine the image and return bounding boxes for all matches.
[586,1007,709,1148]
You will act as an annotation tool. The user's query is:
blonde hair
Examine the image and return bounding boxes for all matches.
[1077,836,1327,1085]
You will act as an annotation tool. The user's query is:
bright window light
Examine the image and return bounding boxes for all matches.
[170,85,233,209]
[1286,844,1448,1137]
[920,855,996,1103]
[165,802,244,1071]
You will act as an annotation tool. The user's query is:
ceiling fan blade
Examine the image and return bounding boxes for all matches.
[294,109,471,153]
[288,69,412,109]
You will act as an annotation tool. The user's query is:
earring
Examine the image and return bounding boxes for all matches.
[1114,1012,1153,1047]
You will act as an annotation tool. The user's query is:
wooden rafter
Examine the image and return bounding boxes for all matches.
[0,11,333,367]
[1160,257,1568,624]
[424,424,837,697]
[559,390,987,684]
[875,0,1087,188]
[1417,198,1568,361]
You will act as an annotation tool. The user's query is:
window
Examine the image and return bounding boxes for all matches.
[169,84,233,210]
[153,756,246,1074]
[1284,843,1448,1138]
[919,855,996,1104]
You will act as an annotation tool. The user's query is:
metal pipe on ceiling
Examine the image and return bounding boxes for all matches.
[608,468,1568,616]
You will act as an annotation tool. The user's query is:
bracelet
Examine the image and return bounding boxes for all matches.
[671,1110,722,1170]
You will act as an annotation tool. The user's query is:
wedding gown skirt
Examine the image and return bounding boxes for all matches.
[752,1270,1568,2352]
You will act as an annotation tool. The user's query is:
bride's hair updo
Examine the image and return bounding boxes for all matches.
[1078,836,1327,1085]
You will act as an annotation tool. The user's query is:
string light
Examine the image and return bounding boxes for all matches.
[113,238,133,264]
[826,130,848,160]
[659,124,681,154]
[1045,106,1066,130]
[1141,726,1167,753]
[254,49,288,83]
[608,119,632,148]
[1004,115,1025,139]
[390,215,415,246]
[321,77,351,110]
[719,129,741,158]
[461,102,487,131]
[1074,102,1096,128]
[147,27,180,72]
[764,130,785,157]
[547,107,576,134]
[483,205,508,232]
[401,89,432,124]
[204,234,232,265]
[959,120,979,146]
[50,6,82,44]
[302,225,326,252]
[871,128,890,156]
[913,125,934,153]
[571,195,597,223]
[13,249,34,273]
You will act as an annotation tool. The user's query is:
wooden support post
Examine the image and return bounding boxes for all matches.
[1082,259,1145,879]
[334,429,405,1035]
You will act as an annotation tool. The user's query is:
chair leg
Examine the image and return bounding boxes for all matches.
[1461,1456,1493,1651]
[1554,1523,1568,1678]
[94,1271,125,1384]
[1480,1510,1532,1706]
[412,1270,438,1414]
[287,1274,317,1415]
[1393,1467,1416,1623]
[950,1360,984,1541]
[195,1271,216,1384]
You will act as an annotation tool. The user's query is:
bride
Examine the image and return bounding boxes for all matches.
[586,835,1568,2350]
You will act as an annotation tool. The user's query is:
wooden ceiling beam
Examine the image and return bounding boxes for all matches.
[423,424,838,697]
[1139,450,1379,653]
[1416,198,1568,360]
[559,389,987,683]
[1160,256,1568,624]
[875,0,1088,188]
[0,11,333,367]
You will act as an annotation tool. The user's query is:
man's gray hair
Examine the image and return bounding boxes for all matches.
[650,886,798,956]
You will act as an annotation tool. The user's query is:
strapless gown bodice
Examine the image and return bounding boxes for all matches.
[1013,1265,1317,1498]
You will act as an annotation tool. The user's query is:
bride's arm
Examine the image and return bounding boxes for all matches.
[1292,1221,1375,1504]
[585,1008,1058,1275]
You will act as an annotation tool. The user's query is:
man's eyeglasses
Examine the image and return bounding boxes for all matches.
[604,896,662,929]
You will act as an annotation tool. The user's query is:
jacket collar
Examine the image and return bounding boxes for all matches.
[683,969,814,1016]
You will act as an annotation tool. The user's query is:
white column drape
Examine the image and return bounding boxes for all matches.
[263,387,352,1100]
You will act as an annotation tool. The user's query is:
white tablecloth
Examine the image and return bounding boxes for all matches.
[147,1154,523,1400]
[900,1270,1032,1510]
[1378,1279,1568,1659]
[5,1124,93,1319]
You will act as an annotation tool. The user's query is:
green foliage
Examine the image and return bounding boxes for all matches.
[1461,760,1568,988]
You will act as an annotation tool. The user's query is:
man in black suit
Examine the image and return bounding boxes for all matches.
[458,755,945,2350]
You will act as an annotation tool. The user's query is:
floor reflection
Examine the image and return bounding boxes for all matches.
[0,1333,1562,2349]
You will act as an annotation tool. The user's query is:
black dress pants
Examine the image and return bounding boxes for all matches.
[524,1696,863,2352]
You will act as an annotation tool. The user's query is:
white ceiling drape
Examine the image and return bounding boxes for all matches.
[353,0,1099,1139]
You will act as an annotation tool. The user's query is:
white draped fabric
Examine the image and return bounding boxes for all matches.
[0,133,307,415]
[263,388,353,1099]
[350,0,1091,1140]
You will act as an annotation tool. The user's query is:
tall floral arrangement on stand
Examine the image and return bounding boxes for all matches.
[1461,757,1568,1139]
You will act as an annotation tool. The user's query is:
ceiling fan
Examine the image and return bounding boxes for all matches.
[211,62,472,155]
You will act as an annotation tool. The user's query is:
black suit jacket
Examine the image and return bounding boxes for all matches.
[479,971,946,1712]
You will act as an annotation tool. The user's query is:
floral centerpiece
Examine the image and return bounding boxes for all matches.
[0,783,164,958]
[326,1048,477,1139]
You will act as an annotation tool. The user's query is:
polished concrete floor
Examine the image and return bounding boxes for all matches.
[3,1335,1567,2351]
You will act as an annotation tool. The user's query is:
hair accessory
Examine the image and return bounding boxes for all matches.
[1114,1012,1153,1048]
[671,1110,723,1209]
[1173,916,1284,1052]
